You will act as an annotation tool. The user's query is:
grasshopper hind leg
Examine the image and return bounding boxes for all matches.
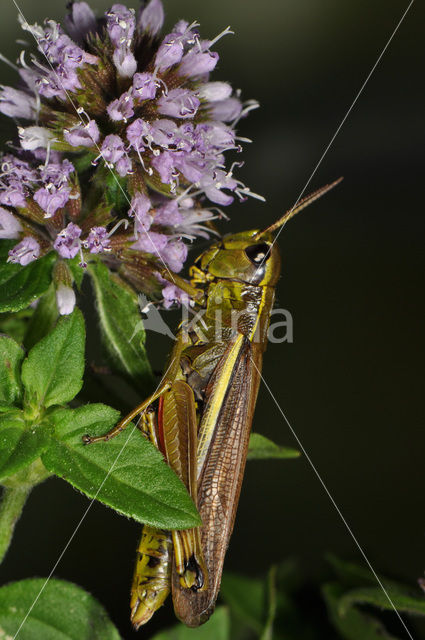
[81,382,171,444]
[172,527,208,592]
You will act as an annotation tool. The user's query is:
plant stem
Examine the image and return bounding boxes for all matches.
[0,486,31,565]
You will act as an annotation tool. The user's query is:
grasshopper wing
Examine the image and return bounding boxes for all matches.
[172,336,263,626]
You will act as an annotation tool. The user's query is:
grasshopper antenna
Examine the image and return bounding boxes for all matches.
[253,177,343,239]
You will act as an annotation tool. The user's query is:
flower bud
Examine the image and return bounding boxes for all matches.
[56,283,76,315]
[137,0,164,36]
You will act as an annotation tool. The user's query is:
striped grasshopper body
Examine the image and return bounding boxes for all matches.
[127,228,280,627]
[83,182,340,628]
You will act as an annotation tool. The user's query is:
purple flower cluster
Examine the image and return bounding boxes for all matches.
[0,152,73,216]
[19,14,98,98]
[0,0,259,309]
[0,150,110,270]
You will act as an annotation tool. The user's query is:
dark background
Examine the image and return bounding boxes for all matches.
[0,0,424,638]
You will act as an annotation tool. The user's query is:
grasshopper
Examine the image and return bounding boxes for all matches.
[83,179,341,627]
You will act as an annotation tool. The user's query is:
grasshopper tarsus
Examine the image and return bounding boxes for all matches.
[81,428,122,445]
[81,433,105,445]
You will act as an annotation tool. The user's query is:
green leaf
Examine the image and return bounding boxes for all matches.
[21,310,85,409]
[247,433,300,461]
[0,308,34,344]
[326,554,378,588]
[72,150,97,174]
[221,565,311,640]
[322,582,398,640]
[41,404,201,529]
[23,285,59,350]
[220,572,265,634]
[0,578,120,640]
[151,606,230,640]
[103,170,129,211]
[339,585,425,618]
[327,555,408,594]
[0,243,55,312]
[0,336,24,406]
[67,256,85,289]
[0,239,17,260]
[0,411,50,483]
[0,485,31,564]
[325,557,425,637]
[89,261,152,388]
[261,566,278,640]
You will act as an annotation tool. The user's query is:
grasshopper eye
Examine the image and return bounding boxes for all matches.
[244,243,271,265]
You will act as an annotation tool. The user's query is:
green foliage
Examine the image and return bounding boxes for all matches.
[326,553,378,588]
[0,336,24,406]
[67,256,86,289]
[0,241,55,312]
[89,261,153,389]
[221,572,266,635]
[0,579,120,640]
[323,583,399,640]
[23,285,59,350]
[150,607,230,640]
[338,585,425,617]
[21,310,85,409]
[1,557,421,640]
[72,150,97,174]
[0,310,199,529]
[221,563,313,640]
[103,170,130,211]
[323,556,425,640]
[219,556,425,640]
[262,566,279,640]
[42,404,201,528]
[0,308,34,344]
[247,433,300,461]
[0,486,31,563]
[0,411,50,483]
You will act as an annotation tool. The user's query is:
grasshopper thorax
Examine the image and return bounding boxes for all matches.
[195,229,281,287]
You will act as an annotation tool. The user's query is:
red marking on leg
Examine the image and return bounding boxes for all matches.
[157,397,166,457]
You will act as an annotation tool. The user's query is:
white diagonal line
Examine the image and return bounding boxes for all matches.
[4,3,178,635]
[251,11,417,634]
[264,0,415,260]
[10,0,176,285]
[12,421,139,639]
[250,357,415,640]
[11,359,175,639]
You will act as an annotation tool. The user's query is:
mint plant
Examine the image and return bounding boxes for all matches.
[0,0,259,314]
[0,1,422,639]
[0,309,202,548]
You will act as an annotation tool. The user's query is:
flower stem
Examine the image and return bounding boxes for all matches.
[0,486,31,565]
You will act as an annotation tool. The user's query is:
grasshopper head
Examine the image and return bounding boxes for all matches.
[195,178,342,287]
[196,229,281,286]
